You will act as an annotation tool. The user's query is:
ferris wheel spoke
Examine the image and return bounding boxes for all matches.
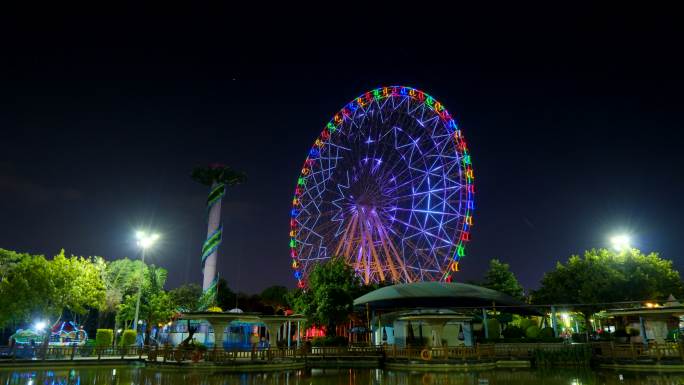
[291,87,474,284]
[373,213,414,282]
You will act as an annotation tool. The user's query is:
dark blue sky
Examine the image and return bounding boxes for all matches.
[1,10,682,293]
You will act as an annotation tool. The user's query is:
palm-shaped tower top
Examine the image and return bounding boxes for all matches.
[192,164,247,186]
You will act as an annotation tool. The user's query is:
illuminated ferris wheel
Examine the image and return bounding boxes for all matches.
[289,86,475,287]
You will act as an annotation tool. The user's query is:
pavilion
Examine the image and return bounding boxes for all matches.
[598,295,684,345]
[354,281,536,347]
[175,310,307,350]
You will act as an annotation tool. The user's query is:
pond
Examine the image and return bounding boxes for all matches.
[0,366,681,385]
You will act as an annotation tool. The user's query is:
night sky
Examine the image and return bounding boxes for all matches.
[1,11,682,294]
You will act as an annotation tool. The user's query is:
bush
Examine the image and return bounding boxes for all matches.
[540,327,555,338]
[518,318,534,331]
[95,329,113,347]
[119,330,137,346]
[486,319,501,339]
[311,336,348,347]
[502,325,525,338]
[189,340,207,351]
[526,326,541,339]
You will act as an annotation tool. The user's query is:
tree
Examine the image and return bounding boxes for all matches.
[170,283,202,312]
[116,264,175,344]
[533,248,684,323]
[290,258,361,336]
[48,250,106,322]
[216,278,237,310]
[105,258,147,297]
[482,259,525,300]
[0,254,54,328]
[260,285,289,314]
[0,248,28,281]
[0,250,105,329]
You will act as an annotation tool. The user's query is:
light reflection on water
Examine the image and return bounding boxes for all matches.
[0,367,682,385]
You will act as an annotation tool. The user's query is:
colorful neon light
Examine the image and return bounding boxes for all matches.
[290,86,475,285]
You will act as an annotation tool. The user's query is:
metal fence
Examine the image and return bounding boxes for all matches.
[0,345,146,361]
[592,341,684,362]
[3,341,684,364]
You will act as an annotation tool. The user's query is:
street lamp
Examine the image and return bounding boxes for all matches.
[132,231,160,338]
[610,234,631,252]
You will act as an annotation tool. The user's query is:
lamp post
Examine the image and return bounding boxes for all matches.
[132,231,159,339]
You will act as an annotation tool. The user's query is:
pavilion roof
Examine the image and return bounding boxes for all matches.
[354,281,539,315]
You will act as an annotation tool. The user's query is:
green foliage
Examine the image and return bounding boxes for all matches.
[95,329,113,347]
[502,325,525,338]
[49,250,106,316]
[526,325,541,338]
[190,340,207,351]
[540,327,555,338]
[260,285,289,313]
[170,283,202,312]
[311,335,348,347]
[495,312,513,324]
[105,258,147,297]
[486,318,501,339]
[116,265,175,330]
[483,259,525,300]
[0,250,105,328]
[0,254,53,327]
[0,248,28,280]
[533,248,684,319]
[119,330,137,346]
[289,257,361,336]
[191,165,247,186]
[216,278,237,310]
[518,318,534,330]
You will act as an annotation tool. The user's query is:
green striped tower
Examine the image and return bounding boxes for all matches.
[192,164,246,308]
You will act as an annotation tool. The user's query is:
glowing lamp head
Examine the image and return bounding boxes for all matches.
[610,234,631,252]
[136,231,160,249]
[34,321,46,331]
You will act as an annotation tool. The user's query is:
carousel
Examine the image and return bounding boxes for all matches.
[9,321,88,347]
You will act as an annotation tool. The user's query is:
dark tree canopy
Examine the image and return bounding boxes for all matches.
[482,259,525,300]
[289,257,361,336]
[532,248,684,317]
[260,285,289,314]
[169,283,202,312]
[191,164,247,186]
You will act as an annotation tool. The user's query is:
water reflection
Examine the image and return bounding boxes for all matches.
[1,367,682,385]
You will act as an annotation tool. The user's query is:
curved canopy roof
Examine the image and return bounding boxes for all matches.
[354,281,537,314]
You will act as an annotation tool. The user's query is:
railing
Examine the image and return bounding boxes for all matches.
[309,346,383,357]
[492,342,577,359]
[592,341,684,362]
[0,345,147,361]
[3,341,683,365]
[385,344,496,361]
[150,347,271,363]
